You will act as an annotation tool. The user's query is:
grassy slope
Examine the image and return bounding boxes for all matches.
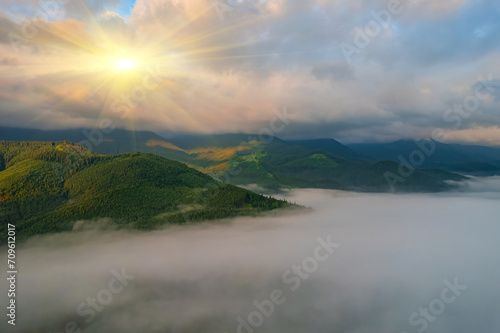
[0,141,290,240]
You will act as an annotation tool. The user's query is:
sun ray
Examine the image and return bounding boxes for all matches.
[0,0,296,133]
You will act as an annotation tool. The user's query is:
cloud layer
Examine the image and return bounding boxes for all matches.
[0,0,500,143]
[1,178,500,332]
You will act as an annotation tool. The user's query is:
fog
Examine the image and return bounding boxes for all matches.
[2,178,500,333]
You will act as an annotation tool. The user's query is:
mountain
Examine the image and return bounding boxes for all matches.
[0,126,191,157]
[143,134,465,192]
[0,141,291,240]
[252,141,465,192]
[443,160,500,176]
[0,128,468,192]
[286,138,366,161]
[348,140,500,175]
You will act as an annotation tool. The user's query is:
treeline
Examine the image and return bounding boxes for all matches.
[0,141,292,241]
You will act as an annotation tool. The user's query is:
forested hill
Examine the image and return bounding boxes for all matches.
[0,128,469,192]
[0,141,291,240]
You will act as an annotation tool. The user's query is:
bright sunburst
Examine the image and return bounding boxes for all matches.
[0,0,267,130]
[114,58,137,71]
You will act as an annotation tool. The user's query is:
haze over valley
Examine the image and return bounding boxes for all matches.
[2,179,500,333]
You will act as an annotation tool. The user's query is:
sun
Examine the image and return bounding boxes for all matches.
[114,58,138,71]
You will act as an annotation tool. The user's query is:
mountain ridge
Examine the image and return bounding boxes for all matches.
[0,140,291,241]
[0,127,474,192]
[348,139,500,175]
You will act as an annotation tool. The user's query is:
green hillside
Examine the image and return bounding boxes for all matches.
[139,135,467,192]
[0,129,469,193]
[202,141,466,192]
[0,141,291,240]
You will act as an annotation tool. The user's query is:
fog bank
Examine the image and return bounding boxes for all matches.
[1,178,500,333]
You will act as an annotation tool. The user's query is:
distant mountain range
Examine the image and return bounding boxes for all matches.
[348,140,500,175]
[0,127,482,193]
[286,138,367,161]
[0,141,291,240]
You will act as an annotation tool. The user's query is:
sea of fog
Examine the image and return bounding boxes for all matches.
[2,177,500,333]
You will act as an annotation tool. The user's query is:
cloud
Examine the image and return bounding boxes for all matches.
[404,0,466,20]
[0,0,500,143]
[441,125,500,145]
[1,185,500,332]
[311,61,354,81]
[0,14,21,44]
[0,56,18,65]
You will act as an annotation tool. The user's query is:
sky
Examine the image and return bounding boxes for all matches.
[0,0,499,144]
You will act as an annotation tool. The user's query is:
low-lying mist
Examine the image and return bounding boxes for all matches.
[2,177,500,333]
